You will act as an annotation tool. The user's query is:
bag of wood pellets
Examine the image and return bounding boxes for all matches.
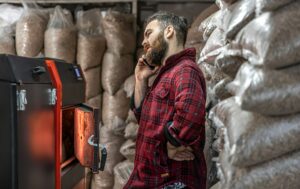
[215,46,244,78]
[124,122,138,140]
[218,150,300,189]
[210,97,300,167]
[45,6,76,63]
[102,89,130,127]
[113,160,134,189]
[102,52,134,95]
[76,8,106,71]
[84,66,101,99]
[186,4,219,46]
[212,77,232,100]
[101,10,135,55]
[0,27,15,55]
[199,11,222,41]
[126,110,137,124]
[123,75,135,98]
[227,63,300,115]
[120,139,136,162]
[222,0,255,40]
[91,171,114,189]
[16,1,49,57]
[199,28,226,64]
[256,0,294,15]
[233,1,300,69]
[0,4,24,55]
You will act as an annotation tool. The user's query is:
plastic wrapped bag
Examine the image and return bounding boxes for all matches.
[120,139,136,162]
[45,6,76,63]
[222,0,256,40]
[215,46,245,78]
[211,97,300,168]
[76,8,106,71]
[256,0,294,15]
[212,77,232,100]
[16,1,49,57]
[186,4,219,46]
[101,52,134,95]
[102,89,130,127]
[101,10,135,55]
[227,63,300,115]
[113,160,134,189]
[86,94,102,109]
[199,28,226,64]
[218,150,300,189]
[91,171,114,189]
[199,11,222,41]
[233,1,300,69]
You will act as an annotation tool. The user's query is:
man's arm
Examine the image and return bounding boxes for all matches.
[166,66,206,154]
[131,57,160,122]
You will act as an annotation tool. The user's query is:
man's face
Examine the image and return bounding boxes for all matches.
[142,20,168,66]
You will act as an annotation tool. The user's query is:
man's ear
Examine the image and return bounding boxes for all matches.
[164,25,175,40]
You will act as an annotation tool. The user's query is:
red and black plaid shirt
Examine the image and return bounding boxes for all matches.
[124,48,207,189]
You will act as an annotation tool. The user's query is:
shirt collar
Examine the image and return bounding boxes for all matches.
[162,48,196,71]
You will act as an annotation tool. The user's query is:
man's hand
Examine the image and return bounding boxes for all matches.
[135,56,159,82]
[167,142,195,161]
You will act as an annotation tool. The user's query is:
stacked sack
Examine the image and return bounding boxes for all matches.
[0,4,23,55]
[92,10,135,189]
[16,2,50,57]
[197,0,256,187]
[45,6,77,63]
[208,0,300,188]
[185,4,219,60]
[76,8,106,115]
[113,75,137,189]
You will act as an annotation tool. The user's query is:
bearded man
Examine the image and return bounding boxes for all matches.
[124,12,207,189]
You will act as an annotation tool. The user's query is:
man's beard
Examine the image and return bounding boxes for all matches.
[145,31,168,66]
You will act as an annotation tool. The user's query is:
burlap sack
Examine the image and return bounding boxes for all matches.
[233,1,300,69]
[227,63,300,115]
[101,52,134,95]
[218,150,300,189]
[126,110,137,124]
[113,160,134,189]
[101,10,135,55]
[45,6,76,63]
[76,9,106,71]
[102,89,130,127]
[91,171,114,189]
[84,66,101,99]
[123,74,135,98]
[99,125,125,175]
[0,28,15,55]
[16,9,48,57]
[124,122,138,140]
[210,98,300,167]
[120,139,136,162]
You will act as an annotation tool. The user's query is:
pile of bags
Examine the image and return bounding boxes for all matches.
[203,0,300,188]
[92,10,135,189]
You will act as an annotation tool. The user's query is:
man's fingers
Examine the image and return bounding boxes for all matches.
[174,151,195,161]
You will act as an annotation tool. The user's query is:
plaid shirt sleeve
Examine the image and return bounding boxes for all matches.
[130,93,143,123]
[167,65,206,151]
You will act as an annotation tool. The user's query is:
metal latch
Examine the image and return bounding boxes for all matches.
[47,88,56,105]
[17,90,27,111]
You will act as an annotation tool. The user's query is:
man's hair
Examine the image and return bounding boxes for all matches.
[145,11,188,46]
